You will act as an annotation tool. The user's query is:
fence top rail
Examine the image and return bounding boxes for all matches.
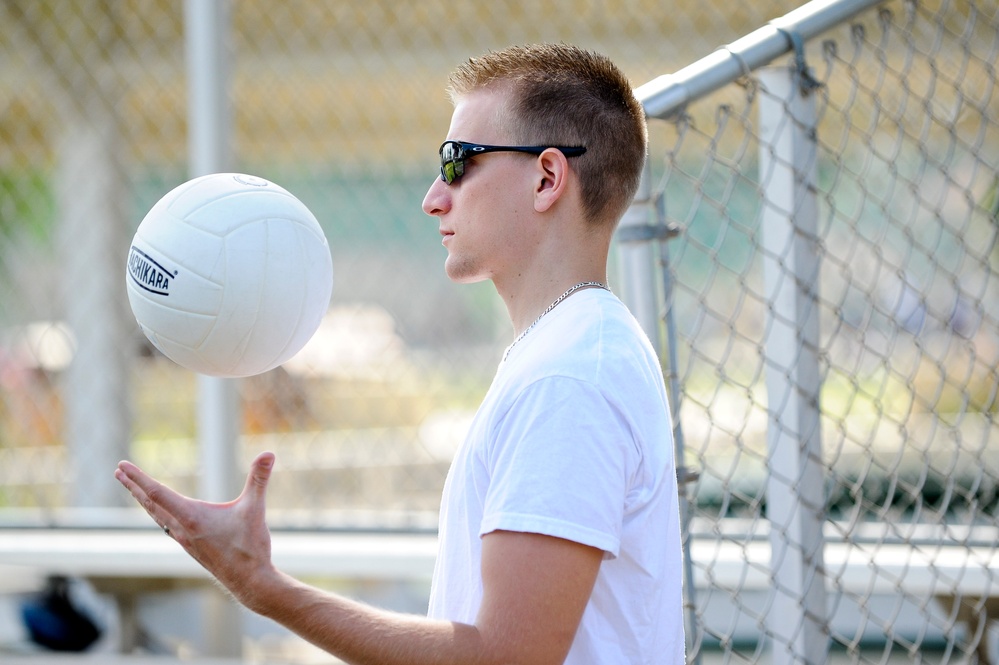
[635,0,886,119]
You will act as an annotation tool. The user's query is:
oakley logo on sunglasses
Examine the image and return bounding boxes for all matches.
[438,140,587,184]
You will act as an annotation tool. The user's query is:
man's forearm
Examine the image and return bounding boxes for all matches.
[244,569,490,665]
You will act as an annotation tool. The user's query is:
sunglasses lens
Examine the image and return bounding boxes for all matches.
[441,160,460,184]
[439,142,464,184]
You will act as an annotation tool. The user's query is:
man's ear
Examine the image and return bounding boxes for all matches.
[533,148,570,213]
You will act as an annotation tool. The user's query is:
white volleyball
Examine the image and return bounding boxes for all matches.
[125,173,333,377]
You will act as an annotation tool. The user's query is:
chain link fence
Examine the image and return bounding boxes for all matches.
[0,0,997,662]
[0,0,804,517]
[637,0,999,662]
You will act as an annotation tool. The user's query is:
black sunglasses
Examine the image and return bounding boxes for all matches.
[438,140,587,184]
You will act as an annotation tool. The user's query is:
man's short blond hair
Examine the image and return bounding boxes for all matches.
[447,43,648,227]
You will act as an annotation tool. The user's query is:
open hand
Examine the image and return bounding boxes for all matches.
[114,451,278,606]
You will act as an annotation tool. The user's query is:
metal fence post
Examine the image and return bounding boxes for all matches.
[617,164,662,354]
[618,160,701,664]
[758,65,827,665]
[186,0,240,506]
[185,0,243,658]
[60,112,132,509]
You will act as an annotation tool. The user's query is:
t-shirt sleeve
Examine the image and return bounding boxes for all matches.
[478,375,636,558]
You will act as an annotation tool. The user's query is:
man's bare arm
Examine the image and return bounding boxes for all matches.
[114,453,601,665]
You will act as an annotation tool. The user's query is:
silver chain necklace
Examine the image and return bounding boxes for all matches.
[503,281,609,361]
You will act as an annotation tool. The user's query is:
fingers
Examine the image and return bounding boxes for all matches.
[114,453,277,531]
[114,460,183,534]
[114,455,277,599]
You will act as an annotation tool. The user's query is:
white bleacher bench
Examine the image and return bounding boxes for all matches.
[0,512,439,654]
[1,516,996,658]
[0,527,438,582]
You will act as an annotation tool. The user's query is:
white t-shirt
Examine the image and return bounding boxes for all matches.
[428,288,685,664]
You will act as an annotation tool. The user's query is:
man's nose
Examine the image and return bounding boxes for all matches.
[422,176,450,217]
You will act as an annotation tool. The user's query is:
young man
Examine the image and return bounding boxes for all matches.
[116,43,685,664]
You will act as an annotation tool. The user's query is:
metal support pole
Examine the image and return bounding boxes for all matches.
[617,164,662,355]
[185,0,239,506]
[60,113,131,509]
[618,160,700,665]
[758,65,827,665]
[185,0,242,657]
[652,194,701,665]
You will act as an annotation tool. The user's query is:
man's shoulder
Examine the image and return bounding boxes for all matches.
[504,306,658,401]
[549,292,657,367]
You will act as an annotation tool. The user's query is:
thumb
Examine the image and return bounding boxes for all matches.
[242,451,275,503]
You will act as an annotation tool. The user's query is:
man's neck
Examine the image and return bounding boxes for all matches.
[498,270,609,338]
[494,212,613,337]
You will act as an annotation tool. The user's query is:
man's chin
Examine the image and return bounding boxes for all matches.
[444,261,488,285]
